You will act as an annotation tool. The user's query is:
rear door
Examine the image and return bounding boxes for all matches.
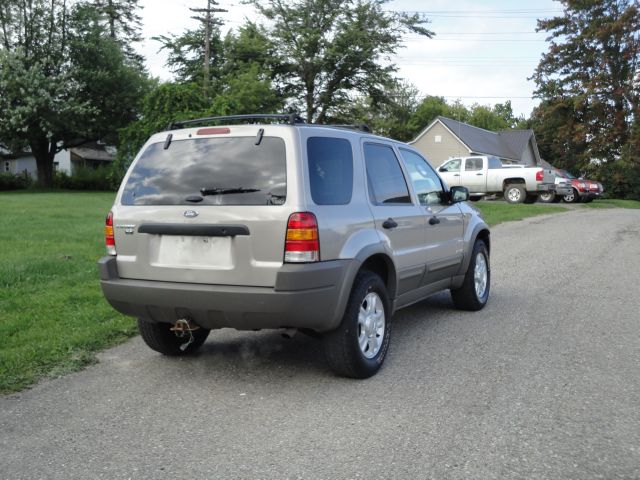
[112,129,295,287]
[363,142,427,295]
[459,157,487,193]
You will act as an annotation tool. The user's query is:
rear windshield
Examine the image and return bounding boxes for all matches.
[121,137,287,206]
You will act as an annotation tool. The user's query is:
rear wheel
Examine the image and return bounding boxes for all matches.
[504,184,526,204]
[469,196,482,202]
[323,271,391,379]
[523,194,537,204]
[552,195,563,203]
[451,240,490,311]
[137,319,210,355]
[538,192,555,203]
[563,188,581,203]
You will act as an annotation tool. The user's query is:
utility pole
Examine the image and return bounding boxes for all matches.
[190,0,226,99]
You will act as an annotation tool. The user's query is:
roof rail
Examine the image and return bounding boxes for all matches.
[328,124,372,133]
[166,113,306,131]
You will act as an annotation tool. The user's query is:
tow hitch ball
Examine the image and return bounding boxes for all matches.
[170,318,200,351]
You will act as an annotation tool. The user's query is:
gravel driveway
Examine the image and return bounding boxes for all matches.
[1,207,639,480]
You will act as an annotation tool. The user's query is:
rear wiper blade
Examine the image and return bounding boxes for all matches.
[200,187,261,196]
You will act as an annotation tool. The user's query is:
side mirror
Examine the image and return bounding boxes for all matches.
[438,166,446,172]
[450,186,469,203]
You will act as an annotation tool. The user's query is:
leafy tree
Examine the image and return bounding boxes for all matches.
[91,0,144,65]
[154,12,225,86]
[467,101,522,131]
[343,81,420,141]
[532,0,640,198]
[0,1,149,186]
[247,0,433,123]
[115,82,208,174]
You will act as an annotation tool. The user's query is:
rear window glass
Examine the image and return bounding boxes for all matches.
[121,137,286,206]
[307,137,353,205]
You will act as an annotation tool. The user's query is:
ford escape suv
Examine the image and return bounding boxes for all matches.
[99,114,491,378]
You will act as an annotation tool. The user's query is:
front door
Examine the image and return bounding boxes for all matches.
[398,148,464,285]
[459,156,486,193]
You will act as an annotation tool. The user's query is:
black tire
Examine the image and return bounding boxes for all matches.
[538,192,555,203]
[323,271,391,379]
[137,318,210,356]
[504,184,526,204]
[469,196,482,202]
[552,195,563,203]
[523,194,537,204]
[563,188,581,203]
[451,240,490,311]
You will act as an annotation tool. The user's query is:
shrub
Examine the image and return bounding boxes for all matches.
[0,171,32,190]
[54,166,116,191]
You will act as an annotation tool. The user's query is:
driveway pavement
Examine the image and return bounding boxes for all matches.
[1,207,639,479]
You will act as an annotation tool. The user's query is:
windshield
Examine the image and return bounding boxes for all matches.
[121,137,287,206]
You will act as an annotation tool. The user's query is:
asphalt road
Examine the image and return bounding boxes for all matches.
[1,207,639,480]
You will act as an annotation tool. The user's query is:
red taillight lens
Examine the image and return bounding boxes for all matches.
[536,169,544,182]
[105,211,116,255]
[284,212,319,263]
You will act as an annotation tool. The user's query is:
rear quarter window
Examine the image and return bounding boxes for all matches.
[307,137,353,205]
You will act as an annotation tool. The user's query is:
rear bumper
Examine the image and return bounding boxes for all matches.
[535,183,556,193]
[98,256,355,332]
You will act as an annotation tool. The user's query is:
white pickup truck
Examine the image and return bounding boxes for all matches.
[437,156,557,204]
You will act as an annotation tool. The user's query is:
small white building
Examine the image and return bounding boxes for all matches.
[1,143,114,180]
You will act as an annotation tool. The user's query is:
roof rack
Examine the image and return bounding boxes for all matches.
[328,124,372,133]
[166,113,306,131]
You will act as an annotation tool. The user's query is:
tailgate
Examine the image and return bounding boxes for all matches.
[112,132,295,287]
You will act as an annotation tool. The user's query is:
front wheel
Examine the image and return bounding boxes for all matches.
[138,319,210,356]
[451,240,490,311]
[323,271,391,379]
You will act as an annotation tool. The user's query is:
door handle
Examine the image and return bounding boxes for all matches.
[476,173,483,176]
[428,216,440,225]
[453,174,460,177]
[382,218,398,229]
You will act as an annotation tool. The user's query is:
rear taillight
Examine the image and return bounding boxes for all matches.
[284,212,319,263]
[536,169,544,182]
[105,211,116,256]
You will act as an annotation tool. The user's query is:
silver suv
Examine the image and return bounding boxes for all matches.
[99,114,491,378]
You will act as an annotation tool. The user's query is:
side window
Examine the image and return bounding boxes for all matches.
[363,143,411,205]
[464,157,483,171]
[399,149,445,206]
[439,158,461,172]
[307,137,353,205]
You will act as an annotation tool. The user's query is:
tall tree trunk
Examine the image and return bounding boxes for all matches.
[30,136,56,187]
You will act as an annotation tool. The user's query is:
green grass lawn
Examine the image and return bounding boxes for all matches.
[582,199,640,209]
[474,201,567,226]
[0,191,136,393]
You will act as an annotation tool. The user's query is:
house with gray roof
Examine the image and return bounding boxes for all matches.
[410,116,542,169]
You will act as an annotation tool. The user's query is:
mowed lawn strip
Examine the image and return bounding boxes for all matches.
[582,199,640,209]
[0,191,136,393]
[474,201,567,226]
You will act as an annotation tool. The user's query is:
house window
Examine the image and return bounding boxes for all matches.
[4,161,9,173]
[434,135,442,143]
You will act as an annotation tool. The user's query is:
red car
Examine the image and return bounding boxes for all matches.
[555,170,603,203]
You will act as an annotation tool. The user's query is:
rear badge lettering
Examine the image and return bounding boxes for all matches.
[184,210,199,218]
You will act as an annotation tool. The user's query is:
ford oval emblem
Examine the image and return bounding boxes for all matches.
[184,210,199,218]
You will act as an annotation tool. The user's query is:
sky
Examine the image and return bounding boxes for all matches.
[137,0,562,118]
